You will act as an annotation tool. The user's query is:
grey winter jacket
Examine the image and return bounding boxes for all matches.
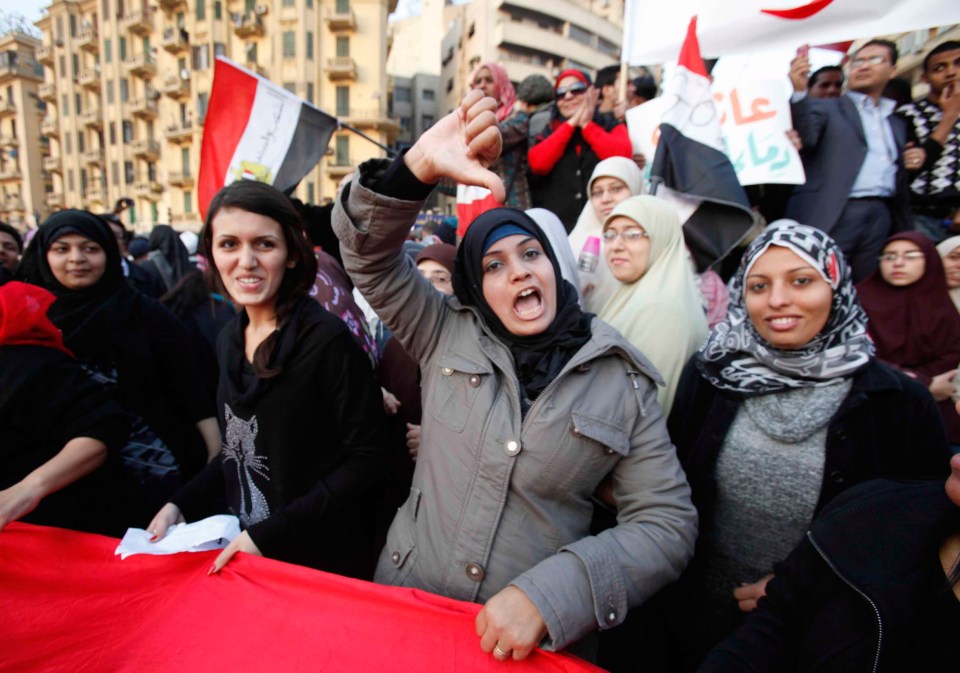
[333,160,698,651]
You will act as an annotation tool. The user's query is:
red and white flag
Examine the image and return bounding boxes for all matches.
[455,185,501,238]
[649,17,755,271]
[624,0,960,63]
[198,57,337,219]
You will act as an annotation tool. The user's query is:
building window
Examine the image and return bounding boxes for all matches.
[422,115,435,129]
[72,54,80,80]
[422,89,435,101]
[336,0,349,12]
[68,169,74,191]
[147,162,157,182]
[106,80,114,104]
[214,1,222,19]
[59,55,66,79]
[395,87,411,103]
[214,42,226,58]
[104,38,112,64]
[184,190,193,213]
[192,45,210,70]
[196,0,206,20]
[181,147,190,173]
[69,14,77,37]
[335,135,349,165]
[119,78,129,103]
[122,121,133,143]
[306,82,314,104]
[307,182,314,203]
[75,93,82,115]
[65,133,72,154]
[568,24,593,46]
[336,36,349,57]
[306,32,313,60]
[283,82,296,94]
[283,32,295,58]
[335,86,349,116]
[198,92,209,123]
[77,131,85,153]
[109,122,116,145]
[306,0,312,8]
[119,36,127,61]
[283,0,295,6]
[80,168,88,193]
[111,161,119,186]
[245,42,257,64]
[103,0,109,15]
[399,116,410,132]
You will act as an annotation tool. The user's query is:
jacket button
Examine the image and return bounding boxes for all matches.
[504,440,521,456]
[391,551,401,565]
[575,193,582,199]
[606,611,617,623]
[605,448,615,455]
[575,169,581,176]
[441,367,454,376]
[468,375,481,387]
[465,562,485,581]
[829,470,845,484]
[572,426,582,437]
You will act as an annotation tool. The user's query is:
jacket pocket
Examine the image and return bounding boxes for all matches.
[427,351,492,433]
[380,488,422,585]
[571,411,631,457]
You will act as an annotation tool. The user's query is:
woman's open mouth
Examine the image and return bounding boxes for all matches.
[514,287,544,319]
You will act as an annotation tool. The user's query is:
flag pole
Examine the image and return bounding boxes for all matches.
[337,119,398,157]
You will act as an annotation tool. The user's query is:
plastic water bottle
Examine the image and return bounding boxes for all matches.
[578,236,600,274]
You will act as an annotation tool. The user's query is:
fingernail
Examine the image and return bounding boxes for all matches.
[207,564,217,576]
[149,535,158,542]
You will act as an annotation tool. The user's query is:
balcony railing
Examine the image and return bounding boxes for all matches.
[43,155,62,173]
[324,8,356,31]
[131,138,161,159]
[123,53,157,79]
[77,29,99,53]
[128,98,159,119]
[325,57,357,81]
[121,10,154,36]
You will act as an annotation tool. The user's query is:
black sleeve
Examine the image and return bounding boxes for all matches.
[170,453,227,522]
[245,329,391,556]
[359,150,435,202]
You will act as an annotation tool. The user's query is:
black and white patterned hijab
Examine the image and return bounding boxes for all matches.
[697,220,874,395]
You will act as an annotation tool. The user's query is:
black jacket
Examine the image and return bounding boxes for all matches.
[700,479,960,672]
[172,298,390,577]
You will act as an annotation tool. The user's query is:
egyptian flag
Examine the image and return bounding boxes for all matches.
[623,0,960,63]
[649,17,754,271]
[198,57,337,220]
[455,185,502,238]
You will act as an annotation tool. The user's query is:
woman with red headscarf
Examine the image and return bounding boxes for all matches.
[527,69,633,233]
[858,232,960,448]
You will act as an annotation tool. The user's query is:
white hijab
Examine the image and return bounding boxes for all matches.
[597,195,708,415]
[936,235,960,313]
[568,157,645,313]
[526,208,583,306]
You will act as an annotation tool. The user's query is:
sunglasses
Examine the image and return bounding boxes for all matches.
[556,82,588,99]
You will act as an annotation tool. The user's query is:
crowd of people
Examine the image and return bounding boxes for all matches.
[1,34,960,673]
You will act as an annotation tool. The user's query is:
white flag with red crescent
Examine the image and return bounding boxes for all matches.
[623,0,960,63]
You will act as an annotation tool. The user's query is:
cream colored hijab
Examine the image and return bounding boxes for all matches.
[936,235,960,313]
[568,157,645,313]
[597,195,708,414]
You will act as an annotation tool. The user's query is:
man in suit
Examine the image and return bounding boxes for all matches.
[786,40,923,282]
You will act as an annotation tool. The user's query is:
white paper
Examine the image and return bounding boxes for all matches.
[115,515,241,560]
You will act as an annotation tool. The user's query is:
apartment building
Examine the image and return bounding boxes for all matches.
[0,31,47,230]
[35,0,398,232]
[440,0,624,114]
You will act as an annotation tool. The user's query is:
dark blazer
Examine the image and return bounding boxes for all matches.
[785,93,911,234]
[699,479,960,672]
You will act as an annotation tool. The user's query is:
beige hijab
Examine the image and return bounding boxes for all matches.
[568,157,645,313]
[597,196,708,414]
[936,235,960,313]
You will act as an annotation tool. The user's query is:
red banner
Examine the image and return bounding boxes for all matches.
[0,523,602,673]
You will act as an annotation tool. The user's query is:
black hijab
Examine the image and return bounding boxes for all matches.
[453,208,592,405]
[19,209,135,354]
[148,224,193,286]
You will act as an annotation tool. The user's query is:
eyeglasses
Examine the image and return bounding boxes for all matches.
[556,82,588,99]
[878,251,924,262]
[850,55,889,68]
[602,228,648,243]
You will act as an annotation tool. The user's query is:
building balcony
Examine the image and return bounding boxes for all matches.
[168,171,194,187]
[234,14,265,39]
[159,0,185,10]
[82,147,104,165]
[0,99,15,116]
[124,53,157,79]
[341,108,401,133]
[161,27,188,54]
[128,98,159,120]
[82,186,105,207]
[79,68,101,91]
[2,194,25,212]
[46,192,64,208]
[324,161,353,177]
[0,166,22,182]
[170,212,199,226]
[134,180,163,200]
[131,138,161,159]
[77,29,99,53]
[0,135,18,148]
[39,82,56,102]
[121,10,154,36]
[80,109,103,129]
[161,72,190,99]
[325,57,358,81]
[38,44,54,66]
[43,155,62,173]
[41,117,59,136]
[324,8,357,31]
[164,120,194,144]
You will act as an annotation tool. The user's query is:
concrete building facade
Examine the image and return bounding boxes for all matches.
[0,31,48,230]
[34,0,398,232]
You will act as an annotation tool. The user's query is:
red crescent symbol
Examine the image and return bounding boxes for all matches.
[761,0,835,20]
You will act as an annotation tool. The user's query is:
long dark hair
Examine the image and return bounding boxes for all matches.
[201,180,317,377]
